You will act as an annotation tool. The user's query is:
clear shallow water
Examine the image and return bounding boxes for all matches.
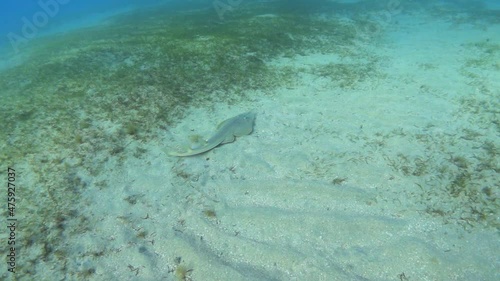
[1,1,498,280]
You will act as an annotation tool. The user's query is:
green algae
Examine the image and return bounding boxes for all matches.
[311,60,383,89]
[0,3,384,278]
[0,2,377,165]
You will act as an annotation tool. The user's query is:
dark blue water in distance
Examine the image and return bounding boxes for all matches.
[1,0,499,51]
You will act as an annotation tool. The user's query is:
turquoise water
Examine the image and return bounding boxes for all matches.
[1,1,499,280]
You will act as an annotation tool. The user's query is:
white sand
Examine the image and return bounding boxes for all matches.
[11,10,498,281]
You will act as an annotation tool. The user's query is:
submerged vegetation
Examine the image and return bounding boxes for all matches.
[312,61,384,88]
[1,1,496,279]
[408,0,500,25]
[383,38,499,231]
[0,2,383,278]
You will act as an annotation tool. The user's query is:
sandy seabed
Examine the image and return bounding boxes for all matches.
[2,10,499,281]
[65,15,499,281]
